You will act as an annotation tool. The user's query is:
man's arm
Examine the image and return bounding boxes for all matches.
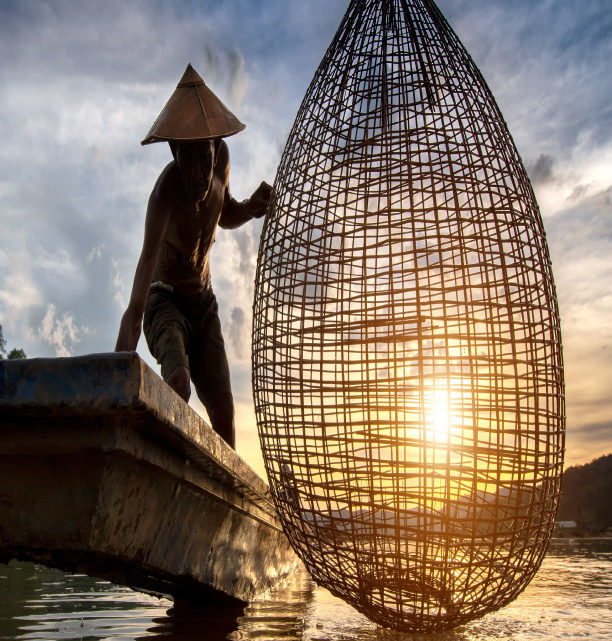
[115,184,170,351]
[218,180,272,229]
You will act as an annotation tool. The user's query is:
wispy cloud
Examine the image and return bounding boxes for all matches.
[228,306,247,360]
[38,303,82,357]
[528,154,556,185]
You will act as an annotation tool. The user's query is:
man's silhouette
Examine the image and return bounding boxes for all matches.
[116,64,270,448]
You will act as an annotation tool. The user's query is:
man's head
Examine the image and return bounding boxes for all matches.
[170,139,217,209]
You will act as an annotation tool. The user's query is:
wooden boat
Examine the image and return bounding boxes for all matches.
[0,353,299,602]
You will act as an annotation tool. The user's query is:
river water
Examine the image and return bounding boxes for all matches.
[0,539,610,641]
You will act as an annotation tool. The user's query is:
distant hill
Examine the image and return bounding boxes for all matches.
[557,454,612,532]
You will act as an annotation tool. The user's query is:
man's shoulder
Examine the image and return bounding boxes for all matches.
[216,139,230,170]
[144,162,181,227]
[155,160,178,188]
[151,161,179,202]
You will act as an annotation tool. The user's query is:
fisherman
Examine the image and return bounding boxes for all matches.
[115,63,271,449]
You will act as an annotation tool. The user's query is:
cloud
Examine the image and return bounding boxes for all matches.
[110,259,127,309]
[565,422,612,468]
[201,44,249,112]
[566,183,592,203]
[233,227,259,281]
[438,0,612,223]
[38,303,82,357]
[528,154,556,185]
[572,422,612,438]
[0,237,44,331]
[544,185,612,465]
[0,271,42,329]
[228,306,247,360]
[86,244,106,263]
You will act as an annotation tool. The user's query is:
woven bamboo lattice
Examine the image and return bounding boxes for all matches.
[252,0,564,631]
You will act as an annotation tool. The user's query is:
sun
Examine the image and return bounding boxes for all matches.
[426,389,451,443]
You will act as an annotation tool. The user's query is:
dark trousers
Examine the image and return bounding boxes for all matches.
[143,285,235,447]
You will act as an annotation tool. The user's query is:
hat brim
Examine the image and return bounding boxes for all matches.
[141,65,246,145]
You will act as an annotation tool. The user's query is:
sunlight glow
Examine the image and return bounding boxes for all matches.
[426,388,451,443]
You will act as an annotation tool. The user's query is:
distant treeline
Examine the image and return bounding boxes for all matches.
[0,324,26,360]
[557,453,612,532]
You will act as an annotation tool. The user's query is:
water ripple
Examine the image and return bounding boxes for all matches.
[0,539,610,641]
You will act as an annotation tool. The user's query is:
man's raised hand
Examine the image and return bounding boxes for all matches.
[250,181,273,218]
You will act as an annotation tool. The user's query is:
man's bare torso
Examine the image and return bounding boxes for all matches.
[152,140,230,294]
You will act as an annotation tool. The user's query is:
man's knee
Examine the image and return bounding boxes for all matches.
[207,392,235,448]
[166,365,191,402]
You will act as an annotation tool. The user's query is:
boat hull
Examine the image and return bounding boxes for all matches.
[0,353,299,602]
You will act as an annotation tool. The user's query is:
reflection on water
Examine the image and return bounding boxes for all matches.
[0,562,314,641]
[0,540,610,641]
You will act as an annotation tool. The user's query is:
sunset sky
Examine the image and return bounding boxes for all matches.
[0,0,610,477]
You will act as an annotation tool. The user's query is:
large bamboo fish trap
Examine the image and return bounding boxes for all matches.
[252,0,565,631]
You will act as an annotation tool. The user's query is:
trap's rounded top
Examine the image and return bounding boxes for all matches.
[141,63,245,145]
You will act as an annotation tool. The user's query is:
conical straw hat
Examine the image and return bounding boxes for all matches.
[141,63,245,145]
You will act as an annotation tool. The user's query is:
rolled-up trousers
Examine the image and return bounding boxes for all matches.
[143,284,235,448]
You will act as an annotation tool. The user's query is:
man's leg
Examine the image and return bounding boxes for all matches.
[143,292,192,402]
[166,365,191,401]
[189,294,236,448]
[202,389,235,448]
